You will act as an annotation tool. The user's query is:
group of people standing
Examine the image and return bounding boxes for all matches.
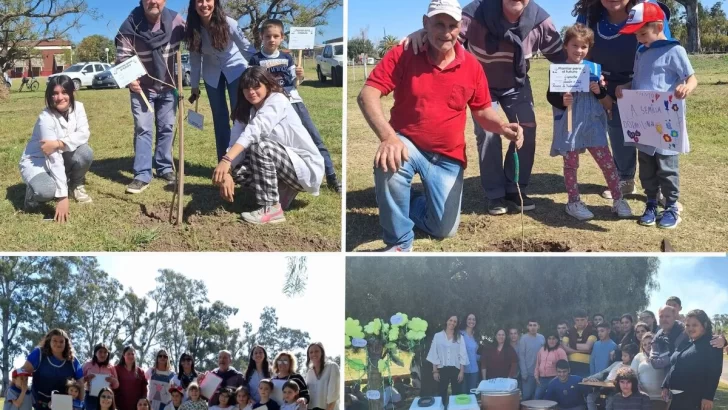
[19,0,340,225]
[359,0,691,252]
[5,329,340,410]
[421,296,725,410]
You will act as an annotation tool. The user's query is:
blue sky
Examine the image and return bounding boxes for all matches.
[348,0,728,43]
[648,256,728,318]
[67,0,343,44]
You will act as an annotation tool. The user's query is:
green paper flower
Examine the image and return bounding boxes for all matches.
[388,326,400,341]
[382,323,390,334]
[364,319,382,335]
[345,336,351,347]
[346,318,365,339]
[408,317,428,332]
[397,313,409,326]
[406,330,426,341]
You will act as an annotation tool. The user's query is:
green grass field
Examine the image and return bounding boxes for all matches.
[0,58,342,251]
[345,55,728,252]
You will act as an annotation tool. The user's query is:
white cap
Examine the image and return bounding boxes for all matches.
[427,0,462,21]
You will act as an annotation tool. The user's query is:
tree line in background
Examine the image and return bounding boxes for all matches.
[0,0,342,75]
[0,256,338,397]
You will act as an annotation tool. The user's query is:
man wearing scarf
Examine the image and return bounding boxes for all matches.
[460,0,565,215]
[560,309,596,377]
[115,0,186,194]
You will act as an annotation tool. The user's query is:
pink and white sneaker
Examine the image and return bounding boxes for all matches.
[240,204,286,225]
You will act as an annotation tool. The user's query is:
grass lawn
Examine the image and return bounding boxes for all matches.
[345,55,728,252]
[0,58,342,251]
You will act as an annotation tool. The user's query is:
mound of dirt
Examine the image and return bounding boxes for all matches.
[497,239,572,252]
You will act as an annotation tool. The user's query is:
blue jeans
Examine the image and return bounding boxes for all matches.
[292,102,336,176]
[521,375,537,401]
[535,376,554,399]
[474,80,537,199]
[205,73,240,161]
[607,105,637,181]
[463,372,480,393]
[130,89,176,183]
[374,134,464,248]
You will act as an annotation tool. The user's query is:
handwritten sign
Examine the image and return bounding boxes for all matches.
[288,27,316,50]
[187,110,204,130]
[549,64,590,93]
[110,55,147,88]
[616,90,689,153]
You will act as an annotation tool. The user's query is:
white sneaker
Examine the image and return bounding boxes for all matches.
[612,198,632,218]
[602,179,636,199]
[71,185,92,203]
[565,201,594,221]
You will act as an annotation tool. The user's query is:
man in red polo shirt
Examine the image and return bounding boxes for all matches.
[357,0,523,252]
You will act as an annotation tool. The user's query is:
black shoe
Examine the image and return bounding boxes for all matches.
[158,172,177,186]
[125,179,149,194]
[326,174,342,194]
[505,192,536,211]
[487,197,508,215]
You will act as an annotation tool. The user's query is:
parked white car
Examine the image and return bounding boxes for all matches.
[316,42,344,87]
[48,62,111,90]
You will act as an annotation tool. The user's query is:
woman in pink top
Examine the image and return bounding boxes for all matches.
[534,332,567,400]
[83,344,120,410]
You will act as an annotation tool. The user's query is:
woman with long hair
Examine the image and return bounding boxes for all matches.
[459,313,481,392]
[145,349,176,410]
[113,346,148,410]
[630,332,667,410]
[96,387,118,410]
[83,343,120,410]
[534,332,567,400]
[304,343,339,410]
[185,0,255,162]
[21,329,85,410]
[638,311,659,333]
[480,329,518,381]
[662,310,723,410]
[171,352,198,399]
[211,66,324,225]
[271,351,309,406]
[18,75,94,221]
[573,0,672,203]
[426,315,468,408]
[245,346,272,402]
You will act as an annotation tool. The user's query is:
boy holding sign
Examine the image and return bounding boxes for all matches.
[248,19,342,193]
[616,2,698,229]
[546,24,632,221]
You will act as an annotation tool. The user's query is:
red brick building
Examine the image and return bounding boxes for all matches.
[5,39,72,78]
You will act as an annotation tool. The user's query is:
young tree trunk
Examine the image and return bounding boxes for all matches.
[677,0,701,52]
[367,340,384,410]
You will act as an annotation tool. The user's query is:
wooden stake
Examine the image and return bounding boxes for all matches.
[140,90,154,113]
[567,105,572,132]
[296,49,303,87]
[175,51,185,225]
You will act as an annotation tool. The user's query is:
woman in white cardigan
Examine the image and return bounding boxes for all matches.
[211,66,324,225]
[426,315,468,409]
[304,343,339,410]
[19,75,94,222]
[630,332,667,410]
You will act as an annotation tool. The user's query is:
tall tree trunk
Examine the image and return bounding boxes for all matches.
[367,340,384,410]
[678,0,701,52]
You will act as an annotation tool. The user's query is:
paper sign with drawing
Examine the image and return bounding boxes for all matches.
[549,64,590,93]
[616,90,689,153]
[148,380,172,410]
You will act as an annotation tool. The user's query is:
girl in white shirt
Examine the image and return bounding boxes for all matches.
[304,343,339,410]
[19,75,94,222]
[211,66,324,225]
[426,315,468,409]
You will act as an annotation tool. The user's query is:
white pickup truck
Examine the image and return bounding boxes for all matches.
[315,42,344,87]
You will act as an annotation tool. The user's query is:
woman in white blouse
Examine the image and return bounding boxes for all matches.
[304,342,339,410]
[630,332,667,410]
[185,0,256,162]
[426,315,468,409]
[19,75,93,222]
[211,66,324,225]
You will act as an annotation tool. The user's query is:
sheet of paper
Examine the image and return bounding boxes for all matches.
[52,393,73,410]
[288,27,316,50]
[89,375,110,397]
[549,64,590,93]
[110,55,148,88]
[187,110,204,130]
[616,90,689,153]
[271,378,286,405]
[199,373,222,400]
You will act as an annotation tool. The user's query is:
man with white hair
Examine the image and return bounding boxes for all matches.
[358,0,523,252]
[650,305,726,369]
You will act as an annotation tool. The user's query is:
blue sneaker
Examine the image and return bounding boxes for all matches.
[658,206,681,229]
[639,201,659,226]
